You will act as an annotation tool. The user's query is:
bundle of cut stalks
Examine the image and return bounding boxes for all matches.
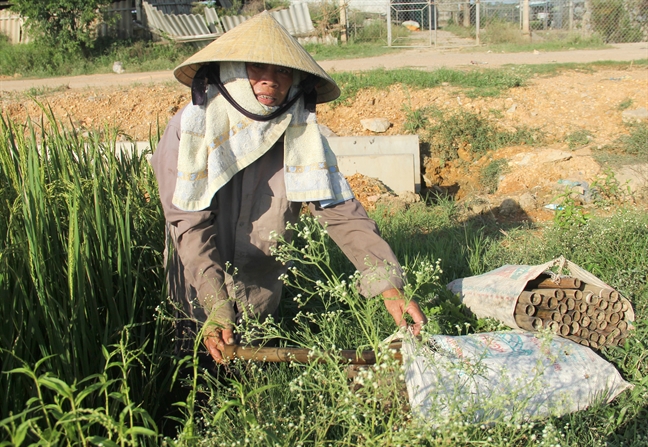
[514,275,632,349]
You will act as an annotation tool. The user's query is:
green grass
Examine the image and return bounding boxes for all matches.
[564,128,593,149]
[329,61,645,107]
[191,205,648,446]
[0,110,179,443]
[304,42,397,61]
[331,67,527,104]
[418,107,543,162]
[593,122,648,168]
[617,122,648,157]
[480,158,510,193]
[450,19,609,52]
[1,27,645,82]
[617,98,634,110]
[0,38,196,78]
[1,109,647,445]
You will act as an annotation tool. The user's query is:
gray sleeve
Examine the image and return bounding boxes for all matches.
[150,111,235,325]
[308,199,405,297]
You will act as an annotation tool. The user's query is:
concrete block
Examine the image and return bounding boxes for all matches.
[327,135,420,193]
[337,154,415,194]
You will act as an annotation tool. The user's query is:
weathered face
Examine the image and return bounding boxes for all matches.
[246,62,294,107]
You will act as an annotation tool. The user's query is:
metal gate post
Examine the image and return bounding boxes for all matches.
[387,0,392,46]
[476,0,481,45]
[434,1,438,47]
[429,1,433,46]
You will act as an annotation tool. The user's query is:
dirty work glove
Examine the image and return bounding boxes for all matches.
[203,299,236,364]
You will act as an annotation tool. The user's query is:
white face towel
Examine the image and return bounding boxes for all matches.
[172,62,354,211]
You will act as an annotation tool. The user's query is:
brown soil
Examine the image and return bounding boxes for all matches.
[1,66,647,221]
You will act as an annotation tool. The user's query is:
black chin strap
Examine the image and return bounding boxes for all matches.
[191,63,319,121]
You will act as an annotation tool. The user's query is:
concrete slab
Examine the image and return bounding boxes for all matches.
[338,154,415,194]
[327,135,420,193]
[114,141,152,158]
[126,134,421,194]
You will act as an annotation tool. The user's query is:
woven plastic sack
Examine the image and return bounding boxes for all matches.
[401,331,631,423]
[446,256,634,330]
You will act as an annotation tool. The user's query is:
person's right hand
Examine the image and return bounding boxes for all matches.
[204,328,235,364]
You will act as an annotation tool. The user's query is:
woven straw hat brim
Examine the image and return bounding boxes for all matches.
[174,11,340,104]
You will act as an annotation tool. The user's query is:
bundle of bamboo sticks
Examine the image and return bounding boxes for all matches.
[514,275,632,349]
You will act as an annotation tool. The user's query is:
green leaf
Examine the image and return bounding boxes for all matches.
[212,400,241,423]
[243,384,277,399]
[39,376,74,400]
[125,426,157,437]
[12,420,31,446]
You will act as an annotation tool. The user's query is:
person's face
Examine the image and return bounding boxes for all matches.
[246,62,294,107]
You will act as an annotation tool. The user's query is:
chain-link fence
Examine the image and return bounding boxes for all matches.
[481,0,648,43]
[332,0,648,48]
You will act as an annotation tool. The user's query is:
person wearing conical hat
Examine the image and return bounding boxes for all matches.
[151,12,427,364]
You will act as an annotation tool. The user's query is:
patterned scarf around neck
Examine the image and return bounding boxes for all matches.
[172,62,354,211]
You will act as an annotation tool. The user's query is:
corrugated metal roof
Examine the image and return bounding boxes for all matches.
[143,1,220,43]
[143,2,318,44]
[220,3,316,37]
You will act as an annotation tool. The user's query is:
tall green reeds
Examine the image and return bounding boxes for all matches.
[0,109,174,442]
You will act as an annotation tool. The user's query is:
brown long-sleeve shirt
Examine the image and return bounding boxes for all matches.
[150,109,404,328]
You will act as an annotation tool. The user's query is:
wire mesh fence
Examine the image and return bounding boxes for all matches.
[335,0,648,47]
[2,0,645,48]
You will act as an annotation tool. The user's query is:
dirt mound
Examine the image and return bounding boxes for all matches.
[1,66,646,220]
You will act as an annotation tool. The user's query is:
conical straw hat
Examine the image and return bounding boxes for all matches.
[174,11,340,103]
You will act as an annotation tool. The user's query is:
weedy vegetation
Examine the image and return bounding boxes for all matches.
[593,121,648,168]
[617,98,634,111]
[564,129,593,149]
[331,67,528,105]
[480,158,510,193]
[1,74,647,445]
[419,107,543,163]
[0,37,196,78]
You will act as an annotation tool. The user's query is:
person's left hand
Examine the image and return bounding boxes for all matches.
[204,327,235,364]
[382,288,427,336]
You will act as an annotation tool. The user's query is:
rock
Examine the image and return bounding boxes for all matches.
[622,107,648,124]
[614,163,648,196]
[507,103,518,114]
[360,118,391,133]
[375,195,408,214]
[112,61,124,74]
[518,192,537,211]
[397,191,421,203]
[471,202,490,215]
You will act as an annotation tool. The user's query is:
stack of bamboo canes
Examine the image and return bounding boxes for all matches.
[514,275,632,349]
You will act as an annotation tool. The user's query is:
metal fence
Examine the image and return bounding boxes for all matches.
[0,9,29,43]
[523,0,648,42]
[340,0,648,47]
[2,0,646,46]
[99,0,134,39]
